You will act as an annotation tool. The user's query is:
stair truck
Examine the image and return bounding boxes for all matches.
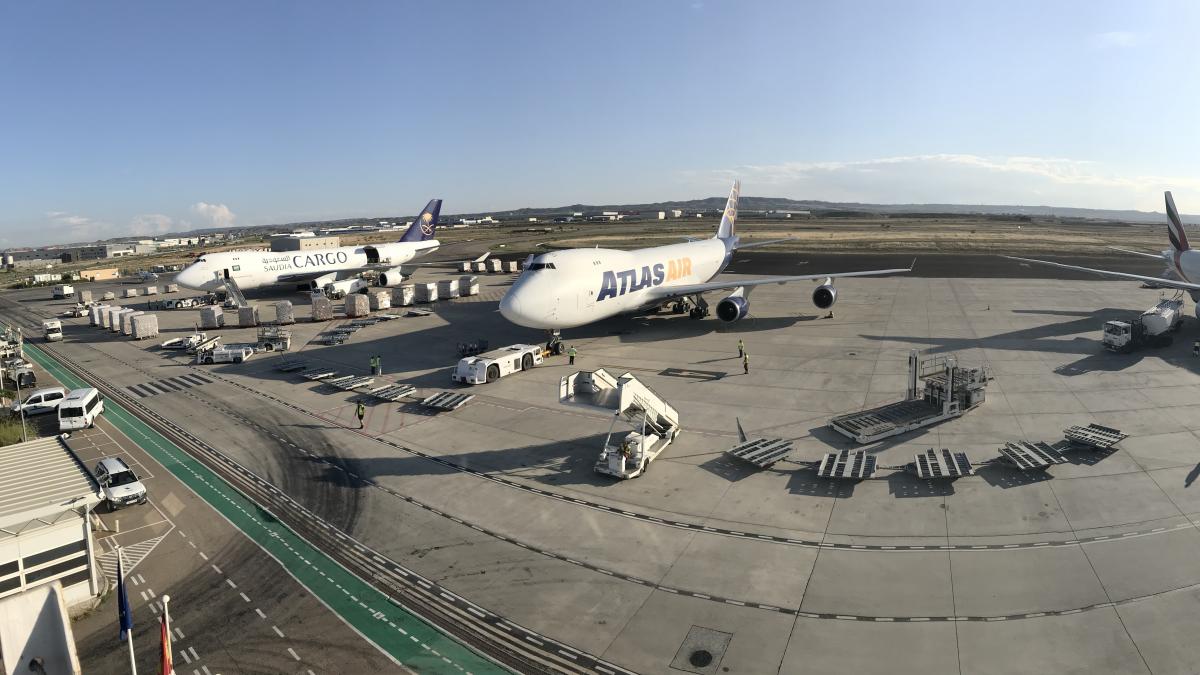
[560,368,680,479]
[1102,298,1183,353]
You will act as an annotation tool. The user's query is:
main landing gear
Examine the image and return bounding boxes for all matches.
[545,330,565,355]
[671,295,709,320]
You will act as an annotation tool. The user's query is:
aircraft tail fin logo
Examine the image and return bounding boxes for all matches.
[400,199,442,242]
[716,180,739,241]
[1166,191,1189,252]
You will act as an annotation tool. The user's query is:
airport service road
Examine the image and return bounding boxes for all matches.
[14,271,1200,675]
[23,343,507,675]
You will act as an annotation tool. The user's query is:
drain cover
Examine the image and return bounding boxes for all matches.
[671,626,732,674]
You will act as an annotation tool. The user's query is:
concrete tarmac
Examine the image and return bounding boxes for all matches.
[7,266,1200,674]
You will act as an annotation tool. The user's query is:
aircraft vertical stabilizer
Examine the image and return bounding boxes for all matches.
[716,181,740,241]
[400,199,443,242]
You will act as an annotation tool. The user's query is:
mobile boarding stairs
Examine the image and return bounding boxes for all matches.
[560,368,680,479]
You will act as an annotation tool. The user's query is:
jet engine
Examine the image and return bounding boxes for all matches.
[812,277,837,310]
[716,289,750,323]
[377,267,408,287]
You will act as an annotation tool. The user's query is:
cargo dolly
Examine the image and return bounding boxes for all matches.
[368,384,417,401]
[274,357,308,372]
[905,448,975,479]
[996,441,1067,471]
[723,418,793,469]
[1064,424,1127,450]
[326,375,375,390]
[301,368,337,381]
[798,450,878,479]
[422,391,475,411]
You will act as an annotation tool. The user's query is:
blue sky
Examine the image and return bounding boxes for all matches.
[1,1,1198,246]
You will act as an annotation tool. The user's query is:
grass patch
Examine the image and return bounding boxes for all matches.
[0,415,35,446]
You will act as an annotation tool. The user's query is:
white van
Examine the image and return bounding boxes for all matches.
[11,387,67,416]
[58,388,105,431]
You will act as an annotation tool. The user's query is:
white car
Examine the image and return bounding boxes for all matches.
[11,387,66,416]
[94,457,148,509]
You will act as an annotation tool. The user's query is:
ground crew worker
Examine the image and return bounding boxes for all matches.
[827,310,835,319]
[375,354,383,375]
[1193,340,1199,358]
[737,339,745,358]
[356,400,366,429]
[568,345,577,365]
[742,352,750,375]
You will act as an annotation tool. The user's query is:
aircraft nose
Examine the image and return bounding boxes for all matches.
[174,264,204,290]
[499,291,526,325]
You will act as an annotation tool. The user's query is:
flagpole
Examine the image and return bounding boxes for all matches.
[162,594,173,675]
[119,547,137,675]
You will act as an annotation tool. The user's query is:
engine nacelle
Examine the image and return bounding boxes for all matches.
[377,267,408,287]
[716,295,750,323]
[812,283,837,310]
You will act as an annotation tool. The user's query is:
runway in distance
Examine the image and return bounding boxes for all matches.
[499,181,912,331]
[1006,192,1200,316]
[175,199,442,292]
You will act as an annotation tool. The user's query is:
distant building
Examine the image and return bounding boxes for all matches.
[528,217,538,223]
[80,267,119,281]
[671,209,683,218]
[270,234,340,252]
[658,211,667,220]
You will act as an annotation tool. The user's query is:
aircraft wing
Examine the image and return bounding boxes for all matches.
[276,270,360,284]
[1003,255,1200,291]
[1107,246,1166,260]
[735,237,794,250]
[647,262,913,300]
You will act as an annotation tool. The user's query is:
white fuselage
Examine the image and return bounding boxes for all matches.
[175,241,439,292]
[500,238,729,329]
[1170,248,1200,286]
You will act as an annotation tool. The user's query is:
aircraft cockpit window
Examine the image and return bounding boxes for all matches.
[528,262,556,271]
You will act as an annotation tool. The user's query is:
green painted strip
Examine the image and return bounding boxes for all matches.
[25,343,509,675]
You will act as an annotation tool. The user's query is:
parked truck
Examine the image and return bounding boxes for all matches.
[52,284,74,299]
[42,319,63,342]
[1102,298,1183,353]
[196,344,254,365]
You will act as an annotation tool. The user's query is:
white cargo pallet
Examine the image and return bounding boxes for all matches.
[422,391,474,411]
[334,376,375,390]
[725,438,794,468]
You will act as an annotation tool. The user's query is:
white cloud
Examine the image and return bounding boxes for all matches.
[130,213,185,236]
[191,202,236,228]
[1093,31,1140,48]
[704,154,1200,212]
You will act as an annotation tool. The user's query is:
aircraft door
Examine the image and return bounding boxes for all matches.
[223,268,230,280]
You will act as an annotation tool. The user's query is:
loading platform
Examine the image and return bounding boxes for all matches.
[829,350,990,444]
[369,384,417,401]
[908,448,975,479]
[1064,424,1127,450]
[997,441,1067,471]
[422,391,475,411]
[814,450,877,479]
